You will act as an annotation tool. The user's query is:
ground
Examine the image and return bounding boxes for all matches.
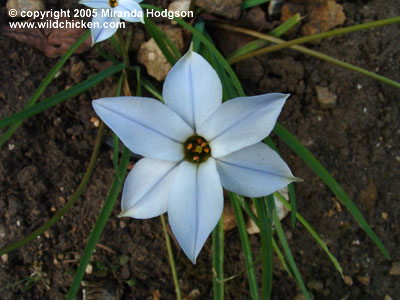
[0,0,399,299]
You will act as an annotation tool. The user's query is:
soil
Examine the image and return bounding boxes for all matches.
[1,0,400,299]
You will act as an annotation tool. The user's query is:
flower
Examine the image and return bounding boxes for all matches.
[79,0,144,44]
[92,48,299,263]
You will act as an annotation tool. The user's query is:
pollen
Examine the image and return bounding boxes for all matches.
[201,142,207,147]
[187,143,193,150]
[193,156,200,161]
[204,148,210,153]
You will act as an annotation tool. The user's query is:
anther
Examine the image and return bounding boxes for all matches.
[187,143,192,150]
[193,156,199,161]
[204,148,210,153]
[201,142,207,147]
[197,138,202,144]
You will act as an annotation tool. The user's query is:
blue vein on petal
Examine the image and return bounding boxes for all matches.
[208,101,277,142]
[188,57,196,130]
[95,102,183,143]
[127,161,180,212]
[217,159,290,179]
[194,164,199,261]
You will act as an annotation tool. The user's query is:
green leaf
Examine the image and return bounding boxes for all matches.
[0,64,125,129]
[212,217,224,300]
[253,198,273,299]
[0,30,90,148]
[274,191,344,277]
[273,123,390,260]
[230,192,259,300]
[271,197,311,300]
[242,0,270,9]
[65,146,131,300]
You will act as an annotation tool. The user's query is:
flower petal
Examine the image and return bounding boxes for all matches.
[197,93,289,158]
[216,142,299,197]
[120,158,179,219]
[93,97,194,161]
[114,0,144,23]
[168,158,223,263]
[90,10,120,44]
[163,49,222,130]
[79,0,109,9]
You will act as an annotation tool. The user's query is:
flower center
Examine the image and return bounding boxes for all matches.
[184,135,211,163]
[109,0,118,7]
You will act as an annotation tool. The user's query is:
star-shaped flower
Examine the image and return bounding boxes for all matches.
[93,49,299,263]
[79,0,144,44]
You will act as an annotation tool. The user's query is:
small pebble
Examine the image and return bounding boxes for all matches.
[384,296,393,300]
[389,262,400,276]
[85,264,93,274]
[8,143,15,150]
[119,220,127,229]
[307,280,323,292]
[343,275,353,286]
[1,254,8,263]
[381,212,388,220]
[356,275,370,286]
[90,116,100,128]
[357,84,362,90]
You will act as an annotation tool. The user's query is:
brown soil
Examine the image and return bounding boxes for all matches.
[1,0,399,299]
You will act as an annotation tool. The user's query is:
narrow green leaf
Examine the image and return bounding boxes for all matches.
[161,214,182,300]
[242,0,270,9]
[253,198,273,299]
[228,14,301,61]
[274,192,344,277]
[230,192,259,300]
[0,30,90,148]
[212,217,224,300]
[272,198,311,300]
[0,123,105,256]
[65,146,131,300]
[0,64,125,129]
[143,16,181,66]
[273,124,391,259]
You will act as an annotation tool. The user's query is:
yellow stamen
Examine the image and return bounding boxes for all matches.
[204,148,210,153]
[187,143,192,150]
[109,0,118,7]
[193,156,199,161]
[195,146,203,153]
[201,142,207,147]
[197,138,202,144]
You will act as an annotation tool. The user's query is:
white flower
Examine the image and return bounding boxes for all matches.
[79,0,144,44]
[92,48,299,263]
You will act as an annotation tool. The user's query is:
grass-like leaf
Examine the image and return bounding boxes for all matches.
[212,217,224,300]
[274,192,344,277]
[143,16,181,66]
[0,64,125,129]
[66,146,131,300]
[271,196,311,300]
[228,14,301,61]
[230,192,259,300]
[253,198,273,299]
[0,30,90,148]
[274,124,390,259]
[242,0,270,9]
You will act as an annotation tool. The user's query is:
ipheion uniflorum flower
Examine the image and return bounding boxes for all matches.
[92,48,300,263]
[79,0,144,44]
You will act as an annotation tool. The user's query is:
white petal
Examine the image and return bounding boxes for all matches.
[90,10,120,44]
[163,49,222,130]
[216,143,298,197]
[197,93,289,158]
[120,158,179,219]
[79,0,109,9]
[114,0,144,23]
[93,97,193,161]
[168,159,223,263]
